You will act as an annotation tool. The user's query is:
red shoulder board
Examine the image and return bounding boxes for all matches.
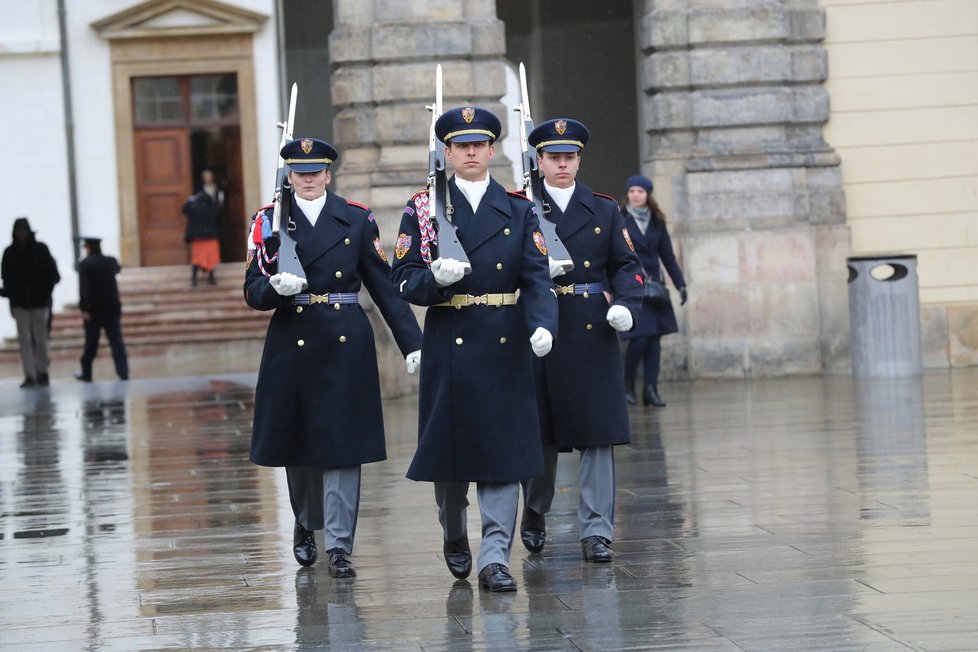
[347,200,369,210]
[593,191,617,203]
[507,190,531,201]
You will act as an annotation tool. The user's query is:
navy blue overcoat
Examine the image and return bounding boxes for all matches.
[621,208,686,339]
[390,176,558,482]
[537,184,644,448]
[245,192,422,468]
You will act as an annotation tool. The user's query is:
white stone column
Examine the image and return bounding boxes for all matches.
[638,0,850,377]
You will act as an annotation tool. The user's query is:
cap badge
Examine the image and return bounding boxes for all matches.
[555,120,567,136]
[301,139,313,154]
[461,107,475,124]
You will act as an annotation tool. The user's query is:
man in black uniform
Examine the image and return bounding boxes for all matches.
[390,107,558,592]
[74,236,129,382]
[519,118,644,563]
[245,137,423,578]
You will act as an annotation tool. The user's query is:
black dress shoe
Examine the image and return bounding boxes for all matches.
[73,372,92,383]
[443,535,472,579]
[37,373,50,386]
[643,384,666,407]
[478,563,517,592]
[520,507,546,553]
[326,548,356,578]
[624,384,637,405]
[20,377,36,388]
[581,535,613,563]
[293,522,317,567]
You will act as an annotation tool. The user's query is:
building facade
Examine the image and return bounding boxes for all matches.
[1,0,974,377]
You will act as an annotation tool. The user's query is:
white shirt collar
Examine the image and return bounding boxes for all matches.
[295,193,327,227]
[454,174,490,213]
[543,181,576,213]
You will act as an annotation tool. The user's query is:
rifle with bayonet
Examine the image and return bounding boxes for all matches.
[271,82,306,286]
[513,62,573,274]
[426,64,471,274]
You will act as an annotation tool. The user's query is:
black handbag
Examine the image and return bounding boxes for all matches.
[643,277,670,307]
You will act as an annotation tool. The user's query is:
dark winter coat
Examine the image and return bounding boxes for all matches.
[536,184,644,448]
[1,218,60,309]
[78,254,122,312]
[621,208,686,339]
[245,192,423,469]
[182,191,221,241]
[390,177,559,482]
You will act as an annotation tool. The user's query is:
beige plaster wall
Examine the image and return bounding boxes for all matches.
[822,0,978,366]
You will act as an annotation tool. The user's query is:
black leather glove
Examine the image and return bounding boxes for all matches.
[679,286,688,306]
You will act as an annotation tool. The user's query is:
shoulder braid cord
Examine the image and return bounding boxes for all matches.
[251,211,279,278]
[413,192,437,266]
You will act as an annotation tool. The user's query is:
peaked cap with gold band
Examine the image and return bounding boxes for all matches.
[281,137,338,173]
[434,106,502,144]
[528,118,590,153]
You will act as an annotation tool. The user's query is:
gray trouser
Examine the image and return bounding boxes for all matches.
[522,445,616,541]
[435,481,519,573]
[286,465,361,553]
[11,306,50,379]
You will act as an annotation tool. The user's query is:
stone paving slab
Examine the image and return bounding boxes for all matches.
[2,370,978,650]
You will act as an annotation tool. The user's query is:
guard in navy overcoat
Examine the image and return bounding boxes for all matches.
[245,137,422,578]
[620,174,687,407]
[390,106,558,592]
[518,119,644,564]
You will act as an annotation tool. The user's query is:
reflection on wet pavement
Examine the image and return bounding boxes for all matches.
[2,370,978,649]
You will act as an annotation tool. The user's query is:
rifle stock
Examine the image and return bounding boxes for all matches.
[426,65,471,273]
[271,83,306,285]
[514,63,573,273]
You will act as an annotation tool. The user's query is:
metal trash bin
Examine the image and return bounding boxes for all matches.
[847,253,922,378]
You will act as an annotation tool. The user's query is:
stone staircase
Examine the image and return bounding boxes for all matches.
[0,263,270,366]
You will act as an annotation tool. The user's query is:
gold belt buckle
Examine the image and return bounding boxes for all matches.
[309,293,329,305]
[472,294,487,306]
[556,285,573,295]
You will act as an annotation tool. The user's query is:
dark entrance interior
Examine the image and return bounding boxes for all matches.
[132,73,245,266]
[498,1,639,200]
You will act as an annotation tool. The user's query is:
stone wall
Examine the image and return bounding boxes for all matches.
[638,0,850,378]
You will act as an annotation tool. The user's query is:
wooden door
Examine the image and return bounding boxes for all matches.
[134,129,192,266]
[220,125,245,262]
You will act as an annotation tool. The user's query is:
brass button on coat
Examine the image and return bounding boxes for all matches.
[335,271,343,278]
[583,260,591,268]
[334,303,341,310]
[297,339,305,346]
[496,263,503,270]
[455,338,463,345]
[586,324,593,331]
[594,227,601,234]
[499,337,507,344]
[296,306,303,314]
[344,238,351,245]
[339,336,347,343]
[503,228,511,236]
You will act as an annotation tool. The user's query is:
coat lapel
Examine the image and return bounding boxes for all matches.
[457,177,510,254]
[553,183,594,240]
[296,192,350,267]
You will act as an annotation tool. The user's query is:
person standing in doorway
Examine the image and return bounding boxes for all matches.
[75,236,129,382]
[390,106,558,592]
[245,137,422,579]
[518,118,644,564]
[1,217,60,388]
[620,175,687,407]
[182,168,224,286]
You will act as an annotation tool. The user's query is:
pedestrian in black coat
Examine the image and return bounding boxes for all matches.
[1,217,60,387]
[390,106,558,593]
[517,118,645,564]
[245,137,422,579]
[620,175,687,407]
[75,237,129,382]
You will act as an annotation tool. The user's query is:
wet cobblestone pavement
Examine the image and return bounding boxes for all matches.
[2,369,978,650]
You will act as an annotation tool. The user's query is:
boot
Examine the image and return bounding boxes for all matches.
[191,266,199,287]
[643,384,666,407]
[624,380,637,406]
[207,270,216,286]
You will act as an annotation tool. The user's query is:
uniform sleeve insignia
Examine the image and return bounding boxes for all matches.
[532,230,548,256]
[373,237,388,262]
[395,233,412,260]
[622,227,635,252]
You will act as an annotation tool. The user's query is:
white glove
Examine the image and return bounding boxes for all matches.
[606,304,633,332]
[405,350,421,374]
[431,257,467,287]
[530,327,553,357]
[548,257,570,279]
[269,272,306,296]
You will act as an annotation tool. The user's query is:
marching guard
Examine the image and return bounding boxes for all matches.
[518,118,644,563]
[245,137,423,578]
[390,107,558,592]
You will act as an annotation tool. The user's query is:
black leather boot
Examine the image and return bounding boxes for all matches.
[643,384,666,407]
[624,380,637,406]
